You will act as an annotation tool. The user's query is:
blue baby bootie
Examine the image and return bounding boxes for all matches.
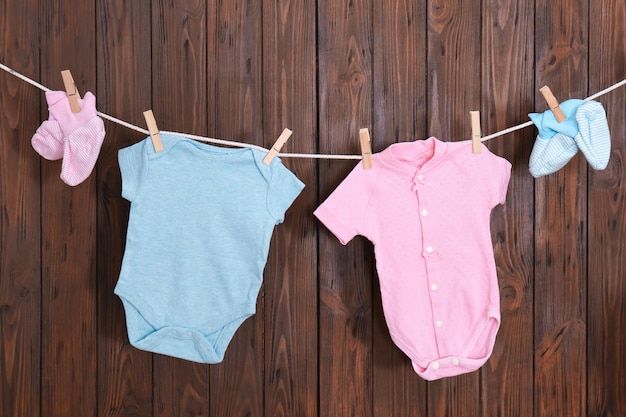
[528,99,585,139]
[528,99,584,178]
[574,100,611,170]
[528,133,579,178]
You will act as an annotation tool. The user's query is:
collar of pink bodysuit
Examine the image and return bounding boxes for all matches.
[378,137,448,173]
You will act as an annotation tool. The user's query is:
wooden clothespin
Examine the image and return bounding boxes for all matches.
[470,111,482,154]
[263,128,292,165]
[61,70,81,113]
[143,110,164,152]
[539,85,566,123]
[359,128,373,169]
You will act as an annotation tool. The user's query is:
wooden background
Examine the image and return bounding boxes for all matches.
[1,0,625,416]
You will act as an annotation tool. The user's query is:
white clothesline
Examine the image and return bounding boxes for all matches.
[2,62,625,160]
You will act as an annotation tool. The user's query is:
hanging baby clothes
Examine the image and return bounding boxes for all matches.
[314,137,511,380]
[115,134,304,363]
[528,99,611,177]
[31,90,106,186]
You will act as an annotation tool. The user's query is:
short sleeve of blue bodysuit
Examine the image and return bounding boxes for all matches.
[118,140,148,202]
[266,158,305,224]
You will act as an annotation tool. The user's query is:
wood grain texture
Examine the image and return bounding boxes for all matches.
[534,0,589,416]
[96,0,154,416]
[481,1,535,416]
[207,1,265,417]
[317,0,374,416]
[0,1,41,417]
[371,1,427,416]
[262,0,318,416]
[153,0,207,134]
[426,0,482,415]
[151,1,210,416]
[39,0,98,416]
[427,0,481,142]
[0,0,626,416]
[587,1,626,416]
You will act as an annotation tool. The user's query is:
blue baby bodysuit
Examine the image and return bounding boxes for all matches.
[115,134,304,363]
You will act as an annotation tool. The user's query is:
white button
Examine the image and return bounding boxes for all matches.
[452,358,460,366]
[421,209,429,216]
[430,284,438,291]
[426,246,434,253]
[435,320,443,327]
[431,361,440,370]
[417,174,424,181]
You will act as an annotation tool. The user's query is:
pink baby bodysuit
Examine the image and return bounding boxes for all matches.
[314,137,511,380]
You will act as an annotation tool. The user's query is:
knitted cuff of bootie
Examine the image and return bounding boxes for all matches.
[528,99,585,139]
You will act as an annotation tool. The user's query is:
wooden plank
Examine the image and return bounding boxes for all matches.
[370,1,427,415]
[426,0,481,141]
[0,1,41,416]
[150,0,210,415]
[39,1,98,416]
[426,1,481,414]
[2,1,626,415]
[587,1,626,415]
[480,1,535,416]
[261,0,318,416]
[317,0,374,416]
[207,1,265,416]
[534,0,588,416]
[95,0,153,416]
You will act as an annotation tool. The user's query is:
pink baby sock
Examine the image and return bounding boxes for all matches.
[47,91,106,186]
[31,91,68,160]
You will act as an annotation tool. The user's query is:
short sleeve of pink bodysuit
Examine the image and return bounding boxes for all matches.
[313,163,376,245]
[479,146,512,208]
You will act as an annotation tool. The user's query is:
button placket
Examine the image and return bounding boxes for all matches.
[416,194,435,259]
[415,181,438,291]
[414,170,445,351]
